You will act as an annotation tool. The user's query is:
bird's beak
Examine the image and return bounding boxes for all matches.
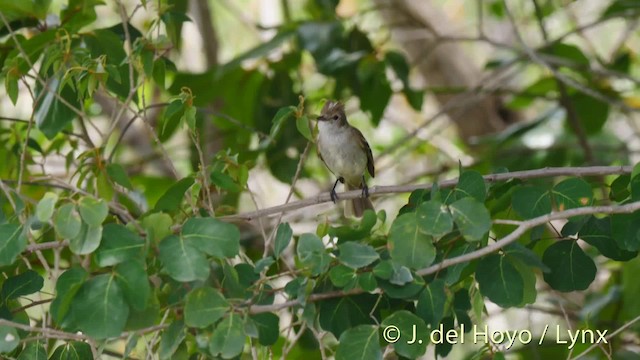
[316,115,326,121]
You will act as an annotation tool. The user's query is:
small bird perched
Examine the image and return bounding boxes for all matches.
[316,100,375,217]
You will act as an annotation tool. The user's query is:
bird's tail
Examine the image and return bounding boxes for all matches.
[344,183,374,218]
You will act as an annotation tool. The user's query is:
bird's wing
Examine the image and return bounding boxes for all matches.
[353,127,375,178]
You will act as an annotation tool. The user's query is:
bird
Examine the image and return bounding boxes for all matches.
[316,100,375,217]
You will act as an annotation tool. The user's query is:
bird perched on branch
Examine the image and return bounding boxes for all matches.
[316,100,375,217]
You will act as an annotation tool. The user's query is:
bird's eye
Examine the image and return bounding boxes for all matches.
[332,115,339,120]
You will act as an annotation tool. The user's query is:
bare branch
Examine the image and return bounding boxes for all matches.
[222,165,632,221]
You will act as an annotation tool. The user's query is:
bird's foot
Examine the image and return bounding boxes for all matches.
[361,176,369,198]
[330,177,344,204]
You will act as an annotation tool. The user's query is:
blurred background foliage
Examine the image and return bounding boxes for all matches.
[1,0,640,358]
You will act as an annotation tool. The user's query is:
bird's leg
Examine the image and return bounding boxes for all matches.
[361,175,369,198]
[330,177,344,203]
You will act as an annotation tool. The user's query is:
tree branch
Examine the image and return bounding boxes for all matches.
[417,200,640,276]
[222,165,632,221]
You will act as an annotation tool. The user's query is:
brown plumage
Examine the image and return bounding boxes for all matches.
[316,101,375,217]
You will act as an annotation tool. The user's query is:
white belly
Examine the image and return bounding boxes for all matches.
[317,122,367,185]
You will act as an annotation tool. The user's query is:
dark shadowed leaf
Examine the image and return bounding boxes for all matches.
[17,341,46,360]
[552,177,593,212]
[476,254,524,307]
[512,186,551,219]
[154,176,194,212]
[318,294,378,338]
[96,223,145,267]
[543,241,596,292]
[1,270,43,301]
[50,267,88,325]
[416,279,446,328]
[115,260,150,312]
[251,312,280,346]
[580,216,637,261]
[159,320,185,360]
[70,274,130,339]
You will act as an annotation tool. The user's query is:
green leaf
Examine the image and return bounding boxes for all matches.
[181,217,240,259]
[17,341,46,360]
[372,260,393,280]
[0,326,19,353]
[318,294,378,338]
[476,254,524,307]
[254,256,275,273]
[159,100,185,141]
[1,270,43,301]
[552,178,593,212]
[570,93,609,134]
[297,233,331,276]
[274,222,292,258]
[159,235,210,282]
[153,58,166,89]
[69,223,102,255]
[611,208,640,251]
[336,325,381,360]
[444,243,477,286]
[358,272,377,292]
[184,287,229,328]
[268,106,296,144]
[70,274,130,339]
[381,311,428,359]
[209,313,246,359]
[296,115,312,141]
[106,163,133,190]
[512,185,551,219]
[77,196,108,226]
[543,240,596,292]
[0,224,26,266]
[357,57,392,125]
[210,170,242,193]
[36,192,58,222]
[54,203,81,239]
[416,279,446,328]
[388,213,435,269]
[50,267,88,325]
[417,200,453,239]
[154,176,195,212]
[141,212,172,244]
[540,42,590,66]
[159,320,185,360]
[251,312,280,346]
[115,260,150,311]
[338,242,379,269]
[579,216,637,261]
[34,74,82,139]
[503,243,550,272]
[602,0,640,18]
[49,341,92,360]
[455,170,486,202]
[449,198,491,241]
[330,264,357,287]
[96,223,145,267]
